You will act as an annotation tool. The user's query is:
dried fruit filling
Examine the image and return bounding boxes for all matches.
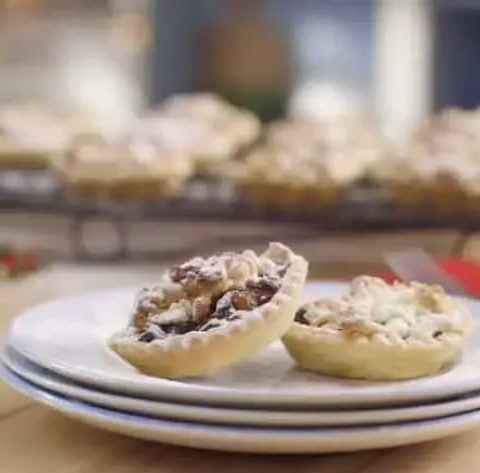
[133,250,288,342]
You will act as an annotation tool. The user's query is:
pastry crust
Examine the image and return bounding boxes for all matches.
[0,150,53,168]
[283,276,471,380]
[109,243,308,378]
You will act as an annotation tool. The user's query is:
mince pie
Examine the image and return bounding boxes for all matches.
[374,108,480,211]
[143,93,261,171]
[109,242,308,378]
[282,276,471,380]
[234,116,388,209]
[0,102,100,168]
[57,128,193,200]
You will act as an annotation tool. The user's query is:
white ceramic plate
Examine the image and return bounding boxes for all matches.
[8,281,480,407]
[4,365,480,454]
[7,345,480,427]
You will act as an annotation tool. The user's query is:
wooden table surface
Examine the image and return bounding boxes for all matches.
[1,263,480,473]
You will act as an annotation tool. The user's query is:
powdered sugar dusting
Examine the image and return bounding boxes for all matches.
[128,242,295,342]
[297,276,471,344]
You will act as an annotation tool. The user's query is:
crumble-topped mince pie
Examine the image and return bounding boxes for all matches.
[109,242,308,378]
[144,93,261,170]
[283,276,471,380]
[0,102,101,168]
[57,128,193,200]
[234,116,388,209]
[372,107,480,210]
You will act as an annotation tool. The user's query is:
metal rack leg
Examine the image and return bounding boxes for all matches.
[69,215,85,261]
[114,216,129,260]
[451,230,474,257]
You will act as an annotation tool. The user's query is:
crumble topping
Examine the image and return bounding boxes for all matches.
[237,117,387,187]
[142,93,261,162]
[0,102,102,154]
[62,130,192,182]
[374,107,480,193]
[132,243,291,342]
[295,276,469,344]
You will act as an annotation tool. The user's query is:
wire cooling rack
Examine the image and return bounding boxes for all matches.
[0,169,478,260]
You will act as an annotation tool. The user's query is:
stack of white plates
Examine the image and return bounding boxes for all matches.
[4,281,480,454]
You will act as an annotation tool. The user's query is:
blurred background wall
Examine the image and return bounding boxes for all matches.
[152,0,374,118]
[435,0,480,110]
[0,0,150,130]
[1,0,480,138]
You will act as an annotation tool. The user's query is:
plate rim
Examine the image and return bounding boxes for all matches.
[8,280,480,407]
[4,364,480,453]
[8,345,480,427]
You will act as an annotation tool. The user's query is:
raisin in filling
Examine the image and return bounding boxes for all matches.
[136,273,281,342]
[294,307,309,325]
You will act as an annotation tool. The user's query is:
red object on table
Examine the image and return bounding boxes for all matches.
[1,253,17,269]
[380,258,480,296]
